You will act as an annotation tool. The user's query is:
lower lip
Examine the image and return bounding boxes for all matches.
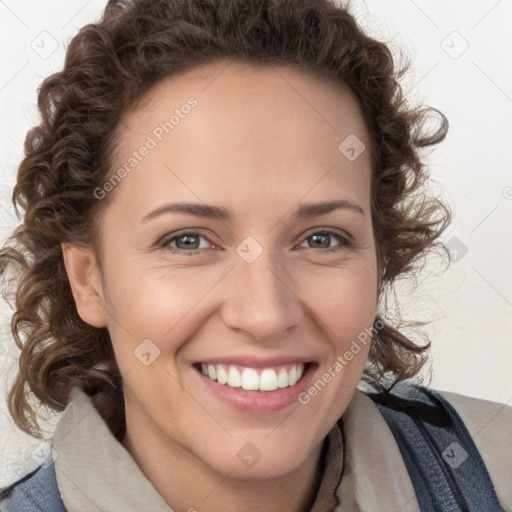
[195,365,315,413]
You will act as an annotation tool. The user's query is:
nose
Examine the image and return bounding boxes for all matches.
[220,250,303,343]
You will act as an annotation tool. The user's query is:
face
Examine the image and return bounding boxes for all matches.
[65,60,378,480]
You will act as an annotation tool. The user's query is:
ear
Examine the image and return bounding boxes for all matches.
[61,242,108,328]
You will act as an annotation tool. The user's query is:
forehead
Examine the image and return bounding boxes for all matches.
[110,60,372,221]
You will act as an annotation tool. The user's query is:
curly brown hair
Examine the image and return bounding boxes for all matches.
[0,0,451,440]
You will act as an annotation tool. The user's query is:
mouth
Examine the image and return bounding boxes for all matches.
[193,362,310,392]
[192,356,317,412]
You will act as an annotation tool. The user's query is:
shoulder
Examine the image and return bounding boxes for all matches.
[0,455,66,512]
[435,389,512,506]
[435,389,512,439]
[362,384,512,509]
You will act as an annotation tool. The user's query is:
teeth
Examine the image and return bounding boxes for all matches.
[277,368,289,388]
[217,365,228,385]
[241,368,259,390]
[198,363,306,391]
[260,369,278,391]
[288,367,298,386]
[228,366,242,388]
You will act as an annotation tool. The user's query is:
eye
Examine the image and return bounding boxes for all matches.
[158,231,215,256]
[298,230,352,253]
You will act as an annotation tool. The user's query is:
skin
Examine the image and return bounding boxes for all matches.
[62,59,378,512]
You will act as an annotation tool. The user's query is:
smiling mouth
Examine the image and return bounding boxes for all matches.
[194,362,310,392]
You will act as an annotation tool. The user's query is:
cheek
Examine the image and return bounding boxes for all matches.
[299,269,376,384]
[105,262,216,333]
[101,264,226,383]
[297,259,378,325]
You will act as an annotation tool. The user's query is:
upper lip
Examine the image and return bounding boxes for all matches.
[195,355,314,368]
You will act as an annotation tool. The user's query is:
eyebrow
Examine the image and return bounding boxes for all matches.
[141,199,365,223]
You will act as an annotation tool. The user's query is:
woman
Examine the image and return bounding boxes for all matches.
[0,0,510,510]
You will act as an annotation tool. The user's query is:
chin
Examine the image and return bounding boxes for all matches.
[198,434,317,481]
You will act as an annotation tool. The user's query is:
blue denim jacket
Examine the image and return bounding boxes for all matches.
[0,456,66,512]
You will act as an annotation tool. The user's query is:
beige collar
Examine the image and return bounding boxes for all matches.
[52,386,420,511]
[53,386,171,511]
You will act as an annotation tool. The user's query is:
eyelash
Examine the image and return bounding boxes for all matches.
[157,229,353,256]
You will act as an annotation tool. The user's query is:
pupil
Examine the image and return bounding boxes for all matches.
[312,234,328,248]
[180,235,198,249]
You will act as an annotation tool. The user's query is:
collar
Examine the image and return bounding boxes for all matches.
[53,386,171,511]
[52,386,419,511]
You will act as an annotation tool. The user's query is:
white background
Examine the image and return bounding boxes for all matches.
[0,0,511,488]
